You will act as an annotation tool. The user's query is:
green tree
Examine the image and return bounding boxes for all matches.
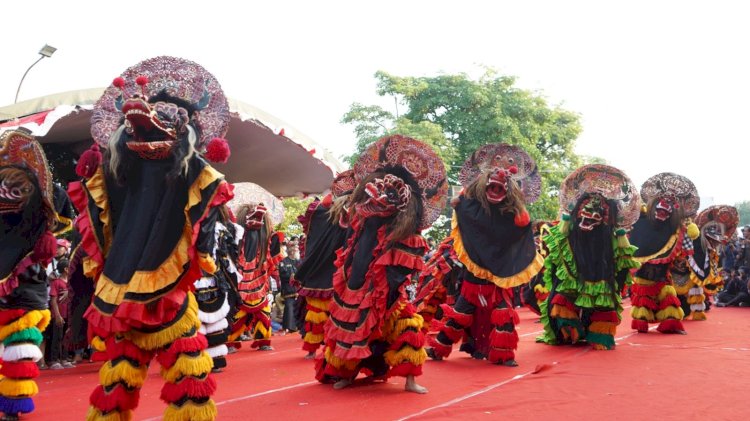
[736,201,750,227]
[342,106,457,167]
[275,197,315,236]
[342,69,585,221]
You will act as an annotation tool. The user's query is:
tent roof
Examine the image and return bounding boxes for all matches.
[0,89,345,197]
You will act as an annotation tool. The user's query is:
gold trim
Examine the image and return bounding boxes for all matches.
[94,166,223,306]
[450,213,543,288]
[632,233,678,263]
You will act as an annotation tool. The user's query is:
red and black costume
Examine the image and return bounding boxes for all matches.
[428,144,543,366]
[230,201,283,350]
[316,135,448,391]
[414,237,461,332]
[0,129,64,420]
[70,57,233,421]
[629,172,700,334]
[294,171,354,355]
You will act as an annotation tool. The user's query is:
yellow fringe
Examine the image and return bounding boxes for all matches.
[382,306,423,343]
[92,336,107,352]
[305,297,330,311]
[164,400,217,421]
[227,329,244,343]
[92,166,224,306]
[451,213,544,288]
[305,310,329,324]
[658,285,677,301]
[691,312,707,321]
[161,351,213,383]
[551,305,578,320]
[687,294,705,305]
[656,306,684,321]
[632,234,678,263]
[631,307,655,321]
[673,281,692,296]
[303,332,324,344]
[0,378,38,397]
[0,310,51,341]
[86,407,133,421]
[632,276,655,286]
[533,284,549,294]
[384,346,427,368]
[324,346,358,370]
[588,321,617,336]
[126,293,200,351]
[198,253,217,275]
[253,320,271,340]
[99,360,149,388]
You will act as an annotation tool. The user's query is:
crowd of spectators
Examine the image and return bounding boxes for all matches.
[716,226,750,307]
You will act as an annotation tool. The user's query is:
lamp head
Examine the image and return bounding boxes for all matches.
[39,44,57,58]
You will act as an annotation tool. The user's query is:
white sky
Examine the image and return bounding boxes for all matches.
[2,0,748,205]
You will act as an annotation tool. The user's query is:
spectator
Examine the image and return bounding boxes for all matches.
[716,270,750,307]
[48,259,74,369]
[722,239,737,271]
[278,238,300,332]
[735,226,750,272]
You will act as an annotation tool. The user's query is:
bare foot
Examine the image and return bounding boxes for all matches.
[304,352,316,360]
[500,359,518,367]
[405,375,428,394]
[333,379,352,390]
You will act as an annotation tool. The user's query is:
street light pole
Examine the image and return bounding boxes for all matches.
[14,44,57,104]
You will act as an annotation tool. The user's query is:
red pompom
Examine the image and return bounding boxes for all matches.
[34,231,56,263]
[76,144,102,179]
[204,137,231,163]
[508,165,518,175]
[135,76,149,86]
[514,210,530,227]
[112,77,125,89]
[278,128,285,136]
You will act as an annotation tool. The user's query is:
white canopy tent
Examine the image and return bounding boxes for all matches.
[0,89,345,197]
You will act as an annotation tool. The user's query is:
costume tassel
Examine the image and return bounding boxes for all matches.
[76,144,103,179]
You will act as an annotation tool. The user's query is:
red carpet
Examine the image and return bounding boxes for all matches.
[32,302,750,420]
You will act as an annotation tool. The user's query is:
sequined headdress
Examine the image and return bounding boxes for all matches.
[0,129,55,224]
[354,135,448,229]
[559,164,641,229]
[696,205,739,237]
[91,56,230,152]
[640,172,700,218]
[458,143,541,203]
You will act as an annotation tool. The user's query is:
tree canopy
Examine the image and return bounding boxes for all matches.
[342,69,585,221]
[735,201,750,228]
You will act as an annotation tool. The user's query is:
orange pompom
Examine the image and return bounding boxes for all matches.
[514,210,530,227]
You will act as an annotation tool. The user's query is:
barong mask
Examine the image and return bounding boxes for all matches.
[486,166,517,204]
[459,143,541,204]
[576,195,610,231]
[118,78,192,159]
[558,164,640,238]
[0,167,37,215]
[244,204,268,230]
[356,174,411,219]
[0,130,55,224]
[696,205,739,251]
[354,135,447,230]
[654,197,677,222]
[640,172,699,224]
